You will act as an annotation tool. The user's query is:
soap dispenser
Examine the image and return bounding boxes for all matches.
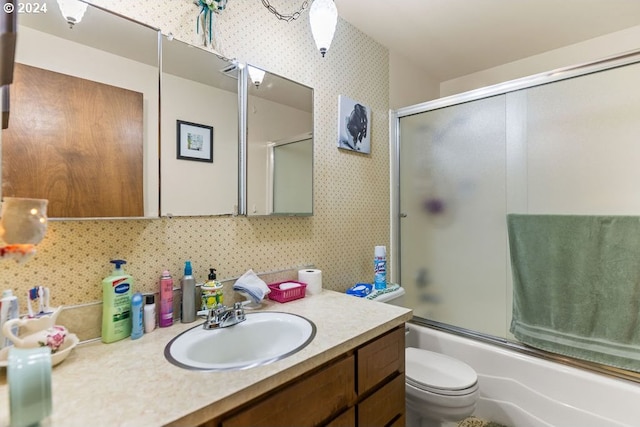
[201,268,223,311]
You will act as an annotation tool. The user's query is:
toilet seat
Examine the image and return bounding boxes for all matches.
[405,347,478,396]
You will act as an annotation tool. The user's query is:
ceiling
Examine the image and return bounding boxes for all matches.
[334,0,640,82]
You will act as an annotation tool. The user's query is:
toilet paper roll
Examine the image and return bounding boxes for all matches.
[298,269,322,295]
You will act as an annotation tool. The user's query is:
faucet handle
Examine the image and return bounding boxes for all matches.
[233,302,245,320]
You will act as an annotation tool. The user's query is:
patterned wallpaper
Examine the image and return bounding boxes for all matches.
[0,0,390,313]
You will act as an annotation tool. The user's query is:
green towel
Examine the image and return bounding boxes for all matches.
[507,214,640,372]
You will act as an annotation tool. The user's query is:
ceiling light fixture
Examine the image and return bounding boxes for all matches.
[56,0,88,28]
[261,0,338,57]
[247,66,266,88]
[308,0,337,57]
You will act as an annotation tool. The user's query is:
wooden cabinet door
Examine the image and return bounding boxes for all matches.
[357,374,405,427]
[3,63,144,217]
[222,355,355,427]
[357,326,405,395]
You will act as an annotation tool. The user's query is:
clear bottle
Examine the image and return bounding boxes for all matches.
[159,270,174,327]
[180,261,196,323]
[144,294,156,333]
[131,292,144,340]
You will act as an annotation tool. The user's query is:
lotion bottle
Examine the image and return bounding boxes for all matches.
[101,259,133,343]
[144,294,156,333]
[159,270,173,327]
[180,261,196,323]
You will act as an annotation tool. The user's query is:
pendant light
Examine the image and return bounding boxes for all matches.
[309,0,337,57]
[56,0,88,28]
[247,66,266,88]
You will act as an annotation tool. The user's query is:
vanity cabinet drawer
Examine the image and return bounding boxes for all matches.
[357,326,405,395]
[357,373,405,427]
[222,355,355,427]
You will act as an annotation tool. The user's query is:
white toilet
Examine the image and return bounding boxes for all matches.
[370,286,479,427]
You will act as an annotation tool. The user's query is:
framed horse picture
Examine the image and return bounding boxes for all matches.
[337,95,371,154]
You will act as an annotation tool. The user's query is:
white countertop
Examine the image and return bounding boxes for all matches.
[0,290,412,427]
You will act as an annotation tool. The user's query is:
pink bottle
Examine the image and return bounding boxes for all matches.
[159,270,174,327]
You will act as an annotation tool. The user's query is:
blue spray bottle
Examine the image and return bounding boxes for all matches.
[374,246,387,290]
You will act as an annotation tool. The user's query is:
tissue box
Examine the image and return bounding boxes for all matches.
[267,281,307,303]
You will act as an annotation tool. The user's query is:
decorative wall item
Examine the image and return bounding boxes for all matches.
[195,0,228,49]
[337,95,371,154]
[177,120,214,162]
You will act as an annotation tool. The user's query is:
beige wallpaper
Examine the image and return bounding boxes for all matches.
[0,0,390,313]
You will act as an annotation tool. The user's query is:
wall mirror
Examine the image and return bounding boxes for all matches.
[245,65,313,216]
[160,36,239,217]
[2,0,160,218]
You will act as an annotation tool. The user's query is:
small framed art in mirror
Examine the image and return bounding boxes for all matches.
[177,120,213,163]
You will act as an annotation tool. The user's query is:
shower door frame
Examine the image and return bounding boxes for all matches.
[389,47,640,384]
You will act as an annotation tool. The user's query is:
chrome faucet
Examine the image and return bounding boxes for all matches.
[203,302,246,329]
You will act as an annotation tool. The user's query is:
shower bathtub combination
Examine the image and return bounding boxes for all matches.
[407,323,640,427]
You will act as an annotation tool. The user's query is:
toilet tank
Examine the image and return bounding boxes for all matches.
[370,286,406,306]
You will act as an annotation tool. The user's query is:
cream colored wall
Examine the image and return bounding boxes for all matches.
[389,51,440,108]
[0,0,389,312]
[440,25,640,96]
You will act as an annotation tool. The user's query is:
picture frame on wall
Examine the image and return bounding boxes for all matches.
[337,95,371,154]
[176,120,213,162]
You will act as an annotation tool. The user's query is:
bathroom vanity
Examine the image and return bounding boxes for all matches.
[212,326,405,427]
[0,290,412,427]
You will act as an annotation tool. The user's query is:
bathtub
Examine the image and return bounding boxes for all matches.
[406,323,640,427]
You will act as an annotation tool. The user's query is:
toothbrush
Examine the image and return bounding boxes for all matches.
[27,287,38,317]
[38,286,44,314]
[43,287,50,313]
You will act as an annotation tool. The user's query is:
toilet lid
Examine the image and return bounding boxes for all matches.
[405,347,477,392]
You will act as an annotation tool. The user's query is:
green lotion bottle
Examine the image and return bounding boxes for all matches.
[101,259,133,343]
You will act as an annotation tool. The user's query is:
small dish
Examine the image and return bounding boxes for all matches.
[0,333,79,368]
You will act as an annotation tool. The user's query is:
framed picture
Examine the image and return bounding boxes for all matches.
[176,120,213,162]
[337,95,371,154]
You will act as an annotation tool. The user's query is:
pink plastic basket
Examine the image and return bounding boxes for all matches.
[267,281,307,303]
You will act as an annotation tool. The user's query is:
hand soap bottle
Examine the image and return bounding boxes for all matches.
[101,259,133,343]
[201,268,223,311]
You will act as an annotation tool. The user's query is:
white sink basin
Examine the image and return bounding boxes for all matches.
[164,311,316,371]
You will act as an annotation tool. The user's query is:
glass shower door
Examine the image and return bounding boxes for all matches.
[398,95,509,337]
